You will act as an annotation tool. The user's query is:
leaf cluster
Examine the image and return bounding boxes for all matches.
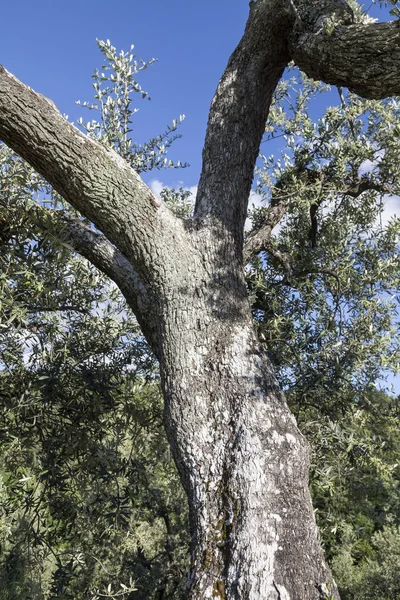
[76,39,187,173]
[248,68,400,417]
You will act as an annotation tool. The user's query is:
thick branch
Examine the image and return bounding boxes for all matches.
[26,204,159,349]
[0,66,177,279]
[194,0,292,242]
[291,20,400,99]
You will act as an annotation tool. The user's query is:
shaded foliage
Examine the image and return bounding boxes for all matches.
[0,236,189,599]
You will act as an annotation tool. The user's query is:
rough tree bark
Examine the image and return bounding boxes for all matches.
[1,1,399,598]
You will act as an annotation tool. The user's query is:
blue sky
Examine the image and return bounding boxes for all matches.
[1,1,398,391]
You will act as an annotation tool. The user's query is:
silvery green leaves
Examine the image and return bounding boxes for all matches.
[129,114,188,173]
[76,40,188,173]
[247,67,400,414]
[160,187,193,219]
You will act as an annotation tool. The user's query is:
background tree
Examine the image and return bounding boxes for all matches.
[0,149,188,600]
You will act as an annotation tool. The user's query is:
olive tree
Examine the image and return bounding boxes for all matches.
[1,1,400,598]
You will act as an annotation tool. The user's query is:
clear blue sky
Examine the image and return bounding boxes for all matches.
[1,1,398,391]
[0,1,251,191]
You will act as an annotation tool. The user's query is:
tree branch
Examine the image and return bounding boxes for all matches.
[244,195,288,263]
[244,170,388,263]
[25,305,90,314]
[270,265,340,289]
[0,66,179,279]
[244,165,325,262]
[192,0,399,253]
[291,19,400,99]
[194,1,292,243]
[340,177,389,198]
[25,203,159,349]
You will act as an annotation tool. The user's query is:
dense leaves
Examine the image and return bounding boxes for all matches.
[0,215,189,599]
[248,69,400,417]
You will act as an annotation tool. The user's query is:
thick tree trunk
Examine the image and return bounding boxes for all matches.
[164,340,336,599]
[153,231,338,599]
[2,2,400,598]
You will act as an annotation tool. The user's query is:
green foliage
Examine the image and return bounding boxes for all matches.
[332,525,400,599]
[306,391,400,592]
[76,39,187,173]
[0,193,189,598]
[160,187,194,219]
[248,68,400,417]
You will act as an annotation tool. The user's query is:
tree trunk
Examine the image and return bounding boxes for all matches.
[2,1,399,598]
[153,231,338,599]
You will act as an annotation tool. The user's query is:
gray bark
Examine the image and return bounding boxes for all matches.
[158,230,335,598]
[1,0,399,597]
[291,20,400,98]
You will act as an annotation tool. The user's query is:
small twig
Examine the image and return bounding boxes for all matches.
[25,305,90,314]
[337,86,357,142]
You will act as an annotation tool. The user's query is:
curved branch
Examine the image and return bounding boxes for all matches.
[341,177,389,198]
[25,204,159,350]
[291,20,400,99]
[192,0,399,249]
[0,66,177,278]
[194,1,292,241]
